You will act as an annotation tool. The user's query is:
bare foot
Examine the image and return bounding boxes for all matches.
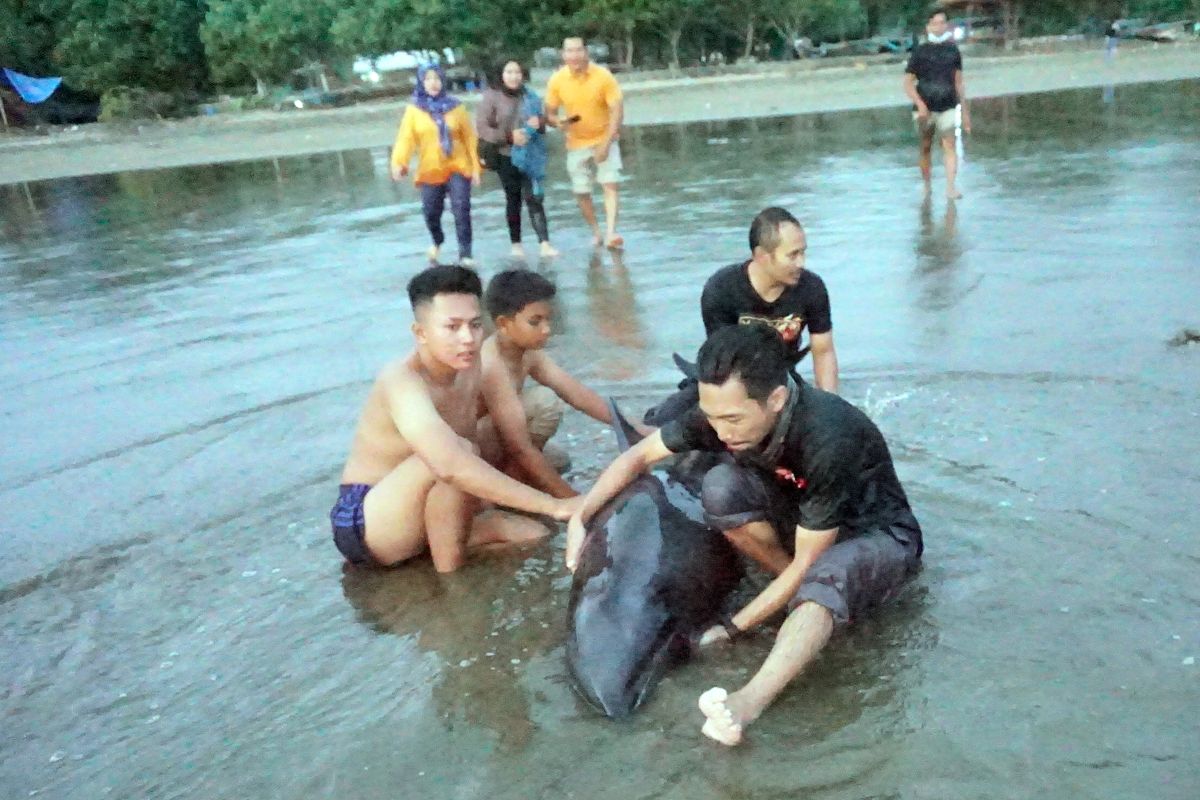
[605,234,625,251]
[947,187,963,200]
[469,509,551,548]
[510,243,526,258]
[427,245,440,262]
[539,241,560,258]
[591,230,603,248]
[699,687,745,746]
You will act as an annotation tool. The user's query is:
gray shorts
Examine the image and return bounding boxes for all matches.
[699,458,922,625]
[700,457,799,556]
[789,513,922,625]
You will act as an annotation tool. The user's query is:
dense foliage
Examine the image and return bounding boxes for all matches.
[1,0,1196,104]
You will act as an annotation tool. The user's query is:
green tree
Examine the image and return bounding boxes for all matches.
[330,0,424,62]
[0,0,73,74]
[645,0,708,69]
[714,0,766,61]
[806,0,868,41]
[575,0,656,68]
[331,0,577,73]
[55,0,208,94]
[1129,0,1198,19]
[761,0,866,55]
[202,0,338,91]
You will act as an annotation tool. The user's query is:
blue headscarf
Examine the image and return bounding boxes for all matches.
[412,63,461,156]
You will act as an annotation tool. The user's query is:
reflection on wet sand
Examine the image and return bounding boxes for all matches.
[584,249,646,380]
[751,583,936,746]
[912,194,980,321]
[339,551,563,753]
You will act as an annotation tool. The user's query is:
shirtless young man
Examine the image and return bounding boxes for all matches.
[478,269,616,499]
[330,264,579,573]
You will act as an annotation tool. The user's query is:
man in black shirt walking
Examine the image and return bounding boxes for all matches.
[567,325,923,745]
[904,9,972,198]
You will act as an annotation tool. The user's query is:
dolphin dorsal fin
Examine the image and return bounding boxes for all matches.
[607,398,644,453]
[672,352,698,381]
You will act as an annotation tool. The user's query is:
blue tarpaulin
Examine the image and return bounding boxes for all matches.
[3,68,63,104]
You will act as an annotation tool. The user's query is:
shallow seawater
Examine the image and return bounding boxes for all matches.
[2,80,1198,799]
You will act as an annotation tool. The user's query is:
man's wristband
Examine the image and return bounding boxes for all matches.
[719,613,742,641]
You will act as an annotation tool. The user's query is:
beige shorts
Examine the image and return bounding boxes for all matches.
[913,107,958,139]
[566,142,623,194]
[521,385,563,446]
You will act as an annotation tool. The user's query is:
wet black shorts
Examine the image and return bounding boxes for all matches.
[700,459,922,624]
[330,483,377,565]
[700,458,800,555]
[789,512,923,625]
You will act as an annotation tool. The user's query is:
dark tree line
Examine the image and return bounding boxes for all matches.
[1,0,1193,104]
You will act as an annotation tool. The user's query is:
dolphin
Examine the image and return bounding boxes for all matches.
[565,399,743,718]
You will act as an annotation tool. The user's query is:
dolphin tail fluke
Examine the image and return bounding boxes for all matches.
[607,398,644,453]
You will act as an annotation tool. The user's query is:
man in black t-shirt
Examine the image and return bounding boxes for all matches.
[903,10,971,199]
[643,207,838,427]
[702,207,837,391]
[566,325,923,746]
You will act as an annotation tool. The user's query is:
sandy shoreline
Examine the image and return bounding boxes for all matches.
[1,41,1197,185]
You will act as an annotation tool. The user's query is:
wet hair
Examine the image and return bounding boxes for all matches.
[484,269,556,319]
[748,207,802,255]
[407,264,482,312]
[697,324,797,402]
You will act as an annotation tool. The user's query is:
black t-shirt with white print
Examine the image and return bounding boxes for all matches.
[701,261,832,351]
[659,378,917,547]
[904,42,963,113]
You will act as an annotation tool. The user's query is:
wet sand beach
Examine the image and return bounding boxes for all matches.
[2,65,1198,800]
[1,42,1198,184]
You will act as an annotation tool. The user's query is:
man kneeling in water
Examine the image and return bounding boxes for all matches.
[479,269,620,498]
[331,264,579,573]
[567,324,923,744]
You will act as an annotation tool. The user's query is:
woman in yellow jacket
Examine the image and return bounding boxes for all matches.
[390,64,481,265]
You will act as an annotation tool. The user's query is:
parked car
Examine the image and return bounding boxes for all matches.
[798,33,912,59]
[1133,21,1183,42]
[533,47,560,69]
[1111,18,1148,38]
[872,32,915,53]
[948,16,1003,42]
[274,86,360,112]
[793,37,823,58]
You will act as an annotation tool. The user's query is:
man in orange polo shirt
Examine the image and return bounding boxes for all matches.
[545,37,625,250]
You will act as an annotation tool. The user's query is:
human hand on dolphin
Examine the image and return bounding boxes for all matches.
[565,511,587,572]
[554,495,585,523]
